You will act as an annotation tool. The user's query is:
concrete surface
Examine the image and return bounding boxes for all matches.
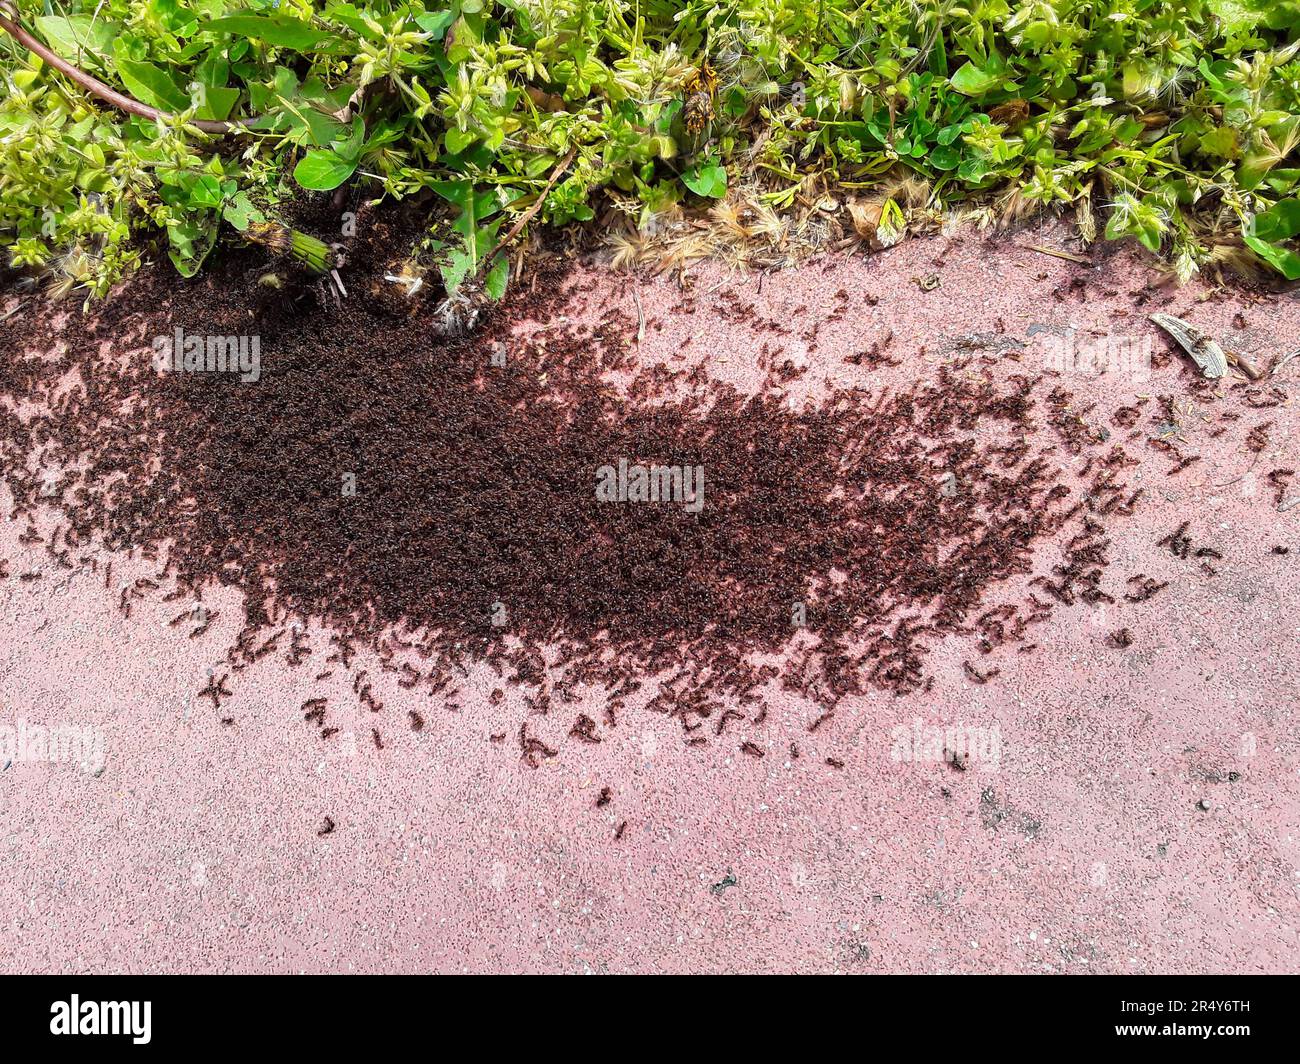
[1,222,1298,973]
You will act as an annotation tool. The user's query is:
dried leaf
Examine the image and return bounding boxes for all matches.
[1150,313,1229,379]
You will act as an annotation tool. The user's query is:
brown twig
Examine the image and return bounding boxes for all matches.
[0,5,248,135]
[1020,243,1092,265]
[484,145,578,268]
[1227,350,1265,381]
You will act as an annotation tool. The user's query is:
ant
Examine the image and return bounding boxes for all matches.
[1125,575,1168,603]
[569,714,602,744]
[198,672,233,710]
[962,661,1000,685]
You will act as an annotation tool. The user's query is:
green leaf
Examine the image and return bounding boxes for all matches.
[1251,199,1300,242]
[1245,235,1300,279]
[949,62,1001,97]
[415,11,456,40]
[334,116,366,162]
[194,85,241,122]
[222,192,266,232]
[187,174,225,209]
[166,214,219,278]
[439,245,475,294]
[293,150,358,191]
[320,4,382,39]
[1207,0,1277,33]
[1137,222,1163,253]
[1197,126,1239,159]
[429,179,475,213]
[936,122,963,147]
[682,160,727,198]
[957,157,989,183]
[484,255,510,300]
[114,58,191,114]
[201,14,333,52]
[35,15,118,69]
[276,96,347,147]
[444,126,477,155]
[929,146,960,171]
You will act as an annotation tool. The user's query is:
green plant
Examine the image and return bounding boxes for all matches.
[3,0,1300,303]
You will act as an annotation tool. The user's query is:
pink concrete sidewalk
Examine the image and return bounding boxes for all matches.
[1,223,1298,973]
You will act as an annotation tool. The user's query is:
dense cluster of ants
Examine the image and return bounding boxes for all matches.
[0,252,1290,828]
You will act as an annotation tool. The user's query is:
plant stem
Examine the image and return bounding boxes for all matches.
[0,3,250,135]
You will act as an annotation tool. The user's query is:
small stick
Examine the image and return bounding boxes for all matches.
[1273,348,1300,375]
[632,287,645,345]
[1227,350,1264,381]
[1020,243,1091,265]
[483,146,578,269]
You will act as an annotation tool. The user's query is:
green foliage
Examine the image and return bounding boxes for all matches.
[3,0,1300,302]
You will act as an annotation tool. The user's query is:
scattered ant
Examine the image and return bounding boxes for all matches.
[569,714,602,744]
[962,661,1000,685]
[1125,575,1168,603]
[198,672,233,710]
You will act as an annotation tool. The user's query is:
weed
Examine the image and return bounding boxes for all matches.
[3,0,1300,301]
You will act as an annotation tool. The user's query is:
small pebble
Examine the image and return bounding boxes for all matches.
[1197,798,1211,812]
